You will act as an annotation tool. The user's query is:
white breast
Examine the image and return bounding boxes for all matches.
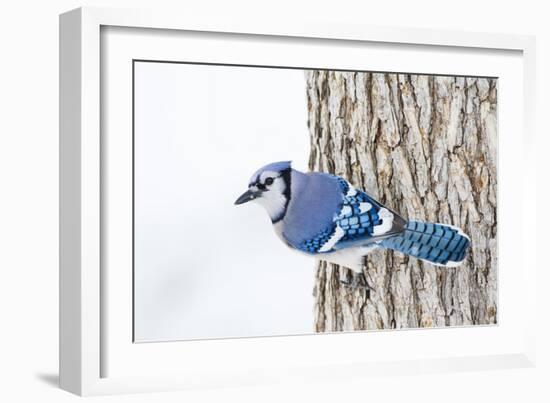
[317,245,379,272]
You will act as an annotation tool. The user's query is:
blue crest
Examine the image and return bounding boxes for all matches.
[249,161,292,184]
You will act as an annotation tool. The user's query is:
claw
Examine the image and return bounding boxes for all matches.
[339,270,374,298]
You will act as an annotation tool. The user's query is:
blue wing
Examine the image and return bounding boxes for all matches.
[298,177,406,254]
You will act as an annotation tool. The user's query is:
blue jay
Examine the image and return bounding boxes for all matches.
[235,161,470,289]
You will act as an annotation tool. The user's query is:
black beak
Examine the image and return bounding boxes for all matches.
[234,189,260,205]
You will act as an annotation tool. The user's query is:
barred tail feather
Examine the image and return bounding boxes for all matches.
[380,221,470,267]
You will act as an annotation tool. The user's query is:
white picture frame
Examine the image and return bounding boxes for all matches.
[60,6,537,396]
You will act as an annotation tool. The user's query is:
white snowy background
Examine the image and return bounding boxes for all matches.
[134,62,314,341]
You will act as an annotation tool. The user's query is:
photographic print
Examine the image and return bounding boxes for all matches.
[133,61,497,342]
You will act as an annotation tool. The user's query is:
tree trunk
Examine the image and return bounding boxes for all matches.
[306,71,498,332]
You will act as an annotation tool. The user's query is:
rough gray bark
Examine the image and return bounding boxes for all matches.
[306,71,498,332]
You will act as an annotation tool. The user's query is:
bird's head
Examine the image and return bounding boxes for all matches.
[234,161,292,223]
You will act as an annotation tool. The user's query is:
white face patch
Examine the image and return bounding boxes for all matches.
[253,175,288,221]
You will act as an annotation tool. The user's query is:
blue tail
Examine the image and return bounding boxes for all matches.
[380,221,470,267]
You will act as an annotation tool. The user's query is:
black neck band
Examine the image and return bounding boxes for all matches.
[271,168,292,224]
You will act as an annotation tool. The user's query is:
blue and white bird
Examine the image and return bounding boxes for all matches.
[235,161,470,286]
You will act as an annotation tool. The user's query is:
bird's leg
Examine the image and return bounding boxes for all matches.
[338,268,353,287]
[339,268,374,298]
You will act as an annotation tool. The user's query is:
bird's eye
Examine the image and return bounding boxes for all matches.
[265,177,274,186]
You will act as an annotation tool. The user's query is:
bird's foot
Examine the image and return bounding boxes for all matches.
[339,271,374,298]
